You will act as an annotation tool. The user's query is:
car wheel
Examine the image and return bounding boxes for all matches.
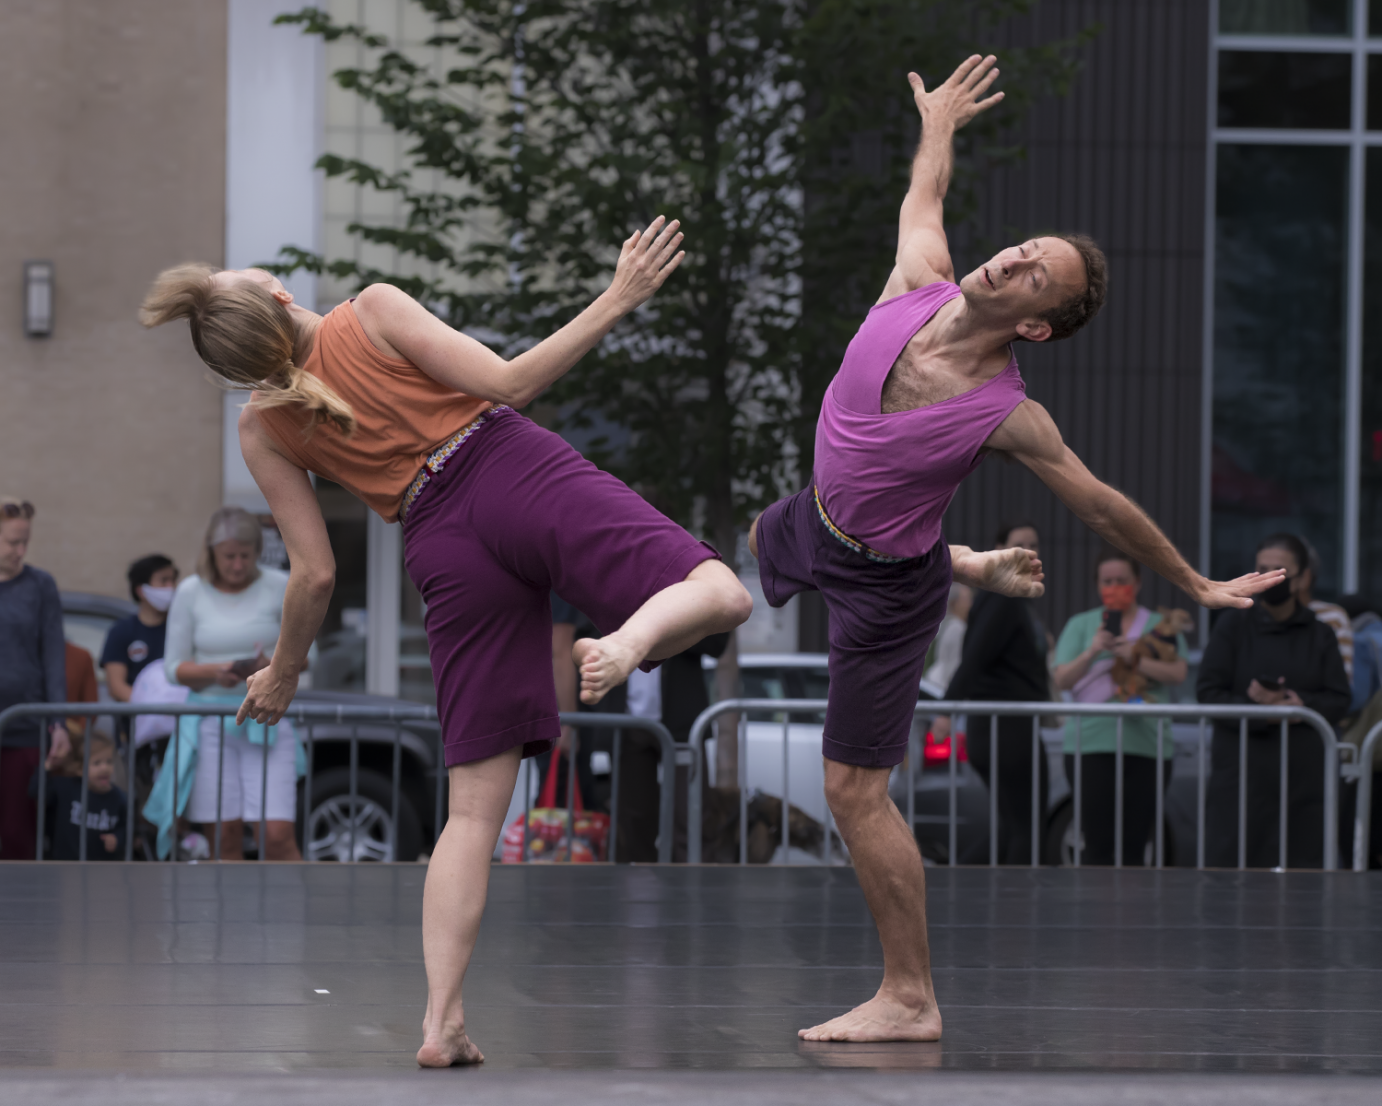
[301,767,423,862]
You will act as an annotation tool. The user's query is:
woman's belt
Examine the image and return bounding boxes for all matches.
[399,406,510,524]
[813,486,911,564]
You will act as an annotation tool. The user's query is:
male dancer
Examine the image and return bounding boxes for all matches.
[750,55,1285,1043]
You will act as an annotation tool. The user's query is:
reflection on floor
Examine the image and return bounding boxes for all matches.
[1,862,1379,1099]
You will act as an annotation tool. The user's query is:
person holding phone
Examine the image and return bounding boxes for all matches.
[161,506,302,860]
[1196,533,1350,868]
[1053,548,1189,865]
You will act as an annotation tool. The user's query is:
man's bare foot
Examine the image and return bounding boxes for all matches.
[798,993,942,1043]
[417,1026,484,1067]
[573,634,644,705]
[950,545,1044,598]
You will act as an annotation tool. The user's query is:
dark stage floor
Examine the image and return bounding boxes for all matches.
[0,862,1380,1102]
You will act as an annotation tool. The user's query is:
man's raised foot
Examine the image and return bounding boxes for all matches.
[798,993,942,1043]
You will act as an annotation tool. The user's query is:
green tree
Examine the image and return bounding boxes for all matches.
[274,0,1093,568]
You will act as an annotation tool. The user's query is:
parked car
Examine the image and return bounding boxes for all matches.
[706,652,1192,866]
[56,591,444,862]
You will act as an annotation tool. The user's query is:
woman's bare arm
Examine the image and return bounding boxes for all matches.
[235,406,336,725]
[352,217,686,408]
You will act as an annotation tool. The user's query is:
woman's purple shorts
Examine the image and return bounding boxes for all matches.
[403,409,719,767]
[756,484,951,769]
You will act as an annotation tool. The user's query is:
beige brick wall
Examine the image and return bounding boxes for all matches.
[0,1,227,599]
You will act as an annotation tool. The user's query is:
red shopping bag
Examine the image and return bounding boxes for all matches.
[500,750,609,863]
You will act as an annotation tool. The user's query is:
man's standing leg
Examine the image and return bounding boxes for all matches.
[799,758,941,1041]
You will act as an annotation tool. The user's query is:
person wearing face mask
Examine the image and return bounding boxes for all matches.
[1053,549,1189,865]
[101,554,180,704]
[933,522,1052,864]
[1197,533,1350,868]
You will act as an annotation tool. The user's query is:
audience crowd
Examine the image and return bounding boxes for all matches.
[2,487,1380,868]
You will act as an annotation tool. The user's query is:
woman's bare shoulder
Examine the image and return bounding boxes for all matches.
[349,283,415,360]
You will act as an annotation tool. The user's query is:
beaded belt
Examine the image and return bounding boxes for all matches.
[399,406,510,524]
[813,486,911,564]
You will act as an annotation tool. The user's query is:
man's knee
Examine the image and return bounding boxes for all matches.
[823,758,890,817]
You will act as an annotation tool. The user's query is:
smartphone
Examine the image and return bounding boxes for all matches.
[1254,673,1284,689]
[1102,608,1122,637]
[229,656,261,680]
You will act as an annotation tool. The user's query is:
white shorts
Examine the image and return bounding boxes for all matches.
[186,716,298,823]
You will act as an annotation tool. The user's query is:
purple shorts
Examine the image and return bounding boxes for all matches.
[403,409,719,767]
[756,484,950,769]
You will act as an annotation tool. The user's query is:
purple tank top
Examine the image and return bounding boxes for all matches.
[814,282,1028,559]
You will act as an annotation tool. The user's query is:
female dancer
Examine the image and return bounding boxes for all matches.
[141,217,753,1065]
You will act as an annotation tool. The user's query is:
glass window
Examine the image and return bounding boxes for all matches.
[1370,55,1382,128]
[1212,144,1348,593]
[1358,148,1382,600]
[1221,0,1351,35]
[1373,0,1382,36]
[1218,51,1352,129]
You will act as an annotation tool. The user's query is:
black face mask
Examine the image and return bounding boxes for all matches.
[1259,578,1293,606]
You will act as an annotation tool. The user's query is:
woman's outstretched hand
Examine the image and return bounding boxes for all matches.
[605,216,686,314]
[238,663,298,726]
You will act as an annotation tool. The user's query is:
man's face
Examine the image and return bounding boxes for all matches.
[0,519,31,577]
[959,237,1085,340]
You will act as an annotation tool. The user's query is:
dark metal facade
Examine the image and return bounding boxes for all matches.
[942,0,1212,640]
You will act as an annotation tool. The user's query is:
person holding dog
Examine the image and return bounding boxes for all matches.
[1053,548,1189,865]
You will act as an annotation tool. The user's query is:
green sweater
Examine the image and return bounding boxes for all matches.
[1053,606,1188,758]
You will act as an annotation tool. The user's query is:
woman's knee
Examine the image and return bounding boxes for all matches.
[688,560,753,627]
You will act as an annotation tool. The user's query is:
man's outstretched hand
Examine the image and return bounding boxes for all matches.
[951,545,1044,599]
[1192,570,1287,610]
[910,55,1004,133]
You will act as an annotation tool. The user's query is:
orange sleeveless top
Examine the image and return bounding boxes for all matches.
[254,300,491,522]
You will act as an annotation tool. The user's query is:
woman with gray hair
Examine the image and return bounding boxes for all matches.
[159,506,301,860]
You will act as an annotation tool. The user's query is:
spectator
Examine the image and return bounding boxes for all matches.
[923,583,972,690]
[619,633,729,862]
[1198,533,1350,868]
[27,733,126,860]
[62,641,100,749]
[0,497,69,860]
[935,522,1049,864]
[1339,594,1382,868]
[1052,549,1188,865]
[101,554,179,702]
[155,507,302,860]
[1300,537,1353,682]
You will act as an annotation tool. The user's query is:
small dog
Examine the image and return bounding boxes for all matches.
[1112,607,1194,702]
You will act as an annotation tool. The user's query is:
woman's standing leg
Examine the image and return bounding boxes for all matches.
[417,746,522,1067]
[243,723,301,861]
[1118,754,1159,867]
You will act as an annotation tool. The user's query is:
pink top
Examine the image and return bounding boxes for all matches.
[814,282,1028,559]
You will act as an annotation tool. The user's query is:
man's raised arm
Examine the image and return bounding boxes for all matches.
[879,55,1004,303]
[989,400,1286,609]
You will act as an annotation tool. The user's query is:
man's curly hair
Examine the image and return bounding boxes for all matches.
[1037,233,1107,342]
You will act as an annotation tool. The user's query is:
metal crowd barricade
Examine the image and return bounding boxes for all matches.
[1351,720,1382,872]
[686,698,1345,871]
[0,702,677,864]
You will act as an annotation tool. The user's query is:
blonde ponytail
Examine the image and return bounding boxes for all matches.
[141,262,356,436]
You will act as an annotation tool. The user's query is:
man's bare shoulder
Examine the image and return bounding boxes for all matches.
[984,397,1062,458]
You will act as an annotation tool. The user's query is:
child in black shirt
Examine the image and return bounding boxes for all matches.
[28,734,126,859]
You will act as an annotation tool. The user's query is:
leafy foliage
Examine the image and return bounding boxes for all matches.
[272,0,1092,561]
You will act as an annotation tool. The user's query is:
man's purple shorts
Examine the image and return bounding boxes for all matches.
[403,409,719,767]
[756,484,951,769]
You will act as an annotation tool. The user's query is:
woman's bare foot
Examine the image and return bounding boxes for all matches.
[798,993,942,1043]
[572,634,644,705]
[950,545,1044,598]
[417,1025,484,1067]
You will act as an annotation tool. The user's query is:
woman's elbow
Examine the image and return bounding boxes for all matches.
[303,568,336,598]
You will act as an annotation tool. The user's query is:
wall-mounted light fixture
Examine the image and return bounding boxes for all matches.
[24,261,53,338]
